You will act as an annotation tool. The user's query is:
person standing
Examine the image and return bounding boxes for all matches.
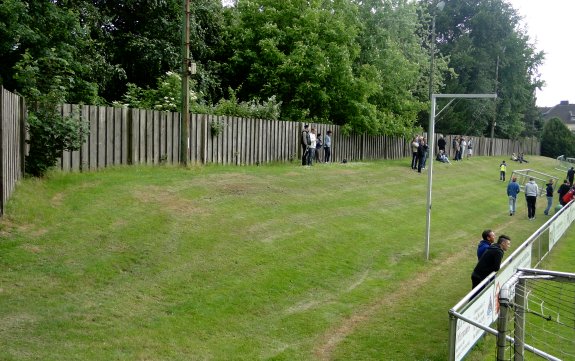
[421,138,429,170]
[467,138,473,159]
[507,177,520,216]
[315,132,323,163]
[558,179,571,206]
[471,235,512,289]
[544,179,554,216]
[324,130,332,163]
[525,177,539,220]
[411,136,420,170]
[499,160,507,181]
[567,167,575,186]
[460,137,467,160]
[477,229,496,260]
[417,139,426,173]
[307,128,317,166]
[438,135,446,154]
[301,124,311,166]
[454,137,461,161]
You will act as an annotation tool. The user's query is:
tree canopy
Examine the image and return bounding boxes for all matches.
[0,0,545,138]
[540,117,575,159]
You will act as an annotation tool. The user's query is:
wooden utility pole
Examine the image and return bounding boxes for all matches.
[180,0,191,165]
[490,54,500,156]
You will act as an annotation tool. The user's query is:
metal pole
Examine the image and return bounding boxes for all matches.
[448,312,458,361]
[425,94,436,260]
[514,277,526,361]
[180,0,191,165]
[424,8,439,261]
[429,14,437,100]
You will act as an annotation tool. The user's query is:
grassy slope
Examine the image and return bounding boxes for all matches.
[0,156,572,361]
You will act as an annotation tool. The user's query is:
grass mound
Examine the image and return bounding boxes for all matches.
[0,156,573,360]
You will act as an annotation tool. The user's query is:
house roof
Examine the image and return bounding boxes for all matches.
[542,101,575,124]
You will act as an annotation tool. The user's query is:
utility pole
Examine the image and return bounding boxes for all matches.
[490,54,500,156]
[180,0,191,165]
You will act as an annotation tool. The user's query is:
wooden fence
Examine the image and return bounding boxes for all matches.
[0,92,542,215]
[0,87,26,215]
[59,104,540,171]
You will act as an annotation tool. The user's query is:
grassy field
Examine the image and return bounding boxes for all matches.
[0,155,573,360]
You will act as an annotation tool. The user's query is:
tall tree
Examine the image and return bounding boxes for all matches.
[540,118,575,158]
[428,0,544,139]
[1,0,106,103]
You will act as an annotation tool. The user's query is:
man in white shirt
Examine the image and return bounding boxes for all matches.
[524,177,539,220]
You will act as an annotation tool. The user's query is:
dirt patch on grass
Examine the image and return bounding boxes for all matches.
[313,250,468,360]
[314,221,515,359]
[131,186,206,216]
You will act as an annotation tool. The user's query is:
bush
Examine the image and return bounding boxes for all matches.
[26,92,88,177]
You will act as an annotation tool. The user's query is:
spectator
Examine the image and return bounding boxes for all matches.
[438,135,446,153]
[499,160,507,181]
[525,177,539,220]
[507,177,520,216]
[467,138,473,159]
[477,229,496,260]
[544,179,554,216]
[324,130,332,163]
[461,137,467,160]
[417,138,427,173]
[558,179,571,206]
[301,124,311,166]
[307,128,317,166]
[567,167,575,186]
[511,153,518,161]
[471,235,511,289]
[411,136,420,170]
[436,150,451,164]
[562,185,575,205]
[518,153,528,163]
[315,132,323,163]
[454,137,461,161]
[421,138,429,170]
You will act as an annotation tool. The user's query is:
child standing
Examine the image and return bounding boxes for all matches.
[499,160,507,181]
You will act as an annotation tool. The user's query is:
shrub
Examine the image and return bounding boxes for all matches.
[26,92,87,177]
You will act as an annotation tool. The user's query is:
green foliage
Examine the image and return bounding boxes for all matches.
[432,0,544,138]
[209,89,281,120]
[26,95,88,177]
[114,74,282,120]
[0,0,545,140]
[13,46,89,177]
[540,117,575,158]
[112,72,195,112]
[209,119,225,136]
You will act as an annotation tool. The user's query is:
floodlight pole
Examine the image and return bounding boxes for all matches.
[425,94,497,260]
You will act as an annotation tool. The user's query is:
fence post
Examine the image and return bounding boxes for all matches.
[0,86,4,216]
[127,108,133,165]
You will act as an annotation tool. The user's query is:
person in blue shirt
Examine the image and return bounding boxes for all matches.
[472,235,512,289]
[507,177,521,216]
[477,229,496,260]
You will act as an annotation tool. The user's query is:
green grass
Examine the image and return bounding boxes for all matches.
[0,156,573,360]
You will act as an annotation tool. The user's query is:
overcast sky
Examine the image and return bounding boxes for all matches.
[506,0,573,107]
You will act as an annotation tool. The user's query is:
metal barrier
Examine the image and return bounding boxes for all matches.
[447,200,575,361]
